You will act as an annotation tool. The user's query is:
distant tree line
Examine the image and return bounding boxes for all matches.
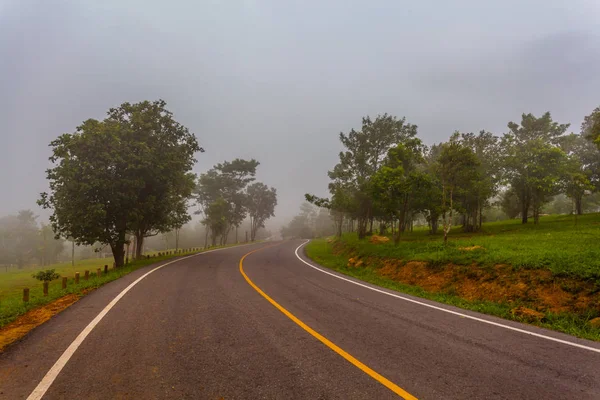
[0,210,65,269]
[280,202,336,239]
[39,100,277,268]
[306,108,600,244]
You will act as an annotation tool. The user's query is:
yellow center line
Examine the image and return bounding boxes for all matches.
[239,245,418,400]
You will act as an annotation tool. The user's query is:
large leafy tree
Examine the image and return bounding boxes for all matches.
[246,182,277,241]
[39,100,200,267]
[105,100,200,258]
[501,112,569,223]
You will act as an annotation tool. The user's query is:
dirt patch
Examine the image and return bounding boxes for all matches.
[369,235,390,244]
[346,248,600,319]
[0,294,81,352]
[459,245,484,251]
[348,257,364,268]
[511,306,545,321]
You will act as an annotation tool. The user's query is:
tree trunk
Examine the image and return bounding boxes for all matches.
[431,217,439,235]
[521,193,530,224]
[443,189,453,245]
[479,202,483,230]
[575,195,583,215]
[175,228,180,251]
[204,227,210,248]
[357,217,368,239]
[399,195,409,233]
[394,219,401,245]
[111,241,125,268]
[211,230,218,247]
[135,234,144,259]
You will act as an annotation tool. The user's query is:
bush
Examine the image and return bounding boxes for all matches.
[32,269,61,283]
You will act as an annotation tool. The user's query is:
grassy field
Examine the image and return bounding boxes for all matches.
[305,213,600,341]
[338,213,600,280]
[0,248,189,298]
[0,247,204,328]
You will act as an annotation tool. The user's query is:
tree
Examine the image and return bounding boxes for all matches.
[39,100,201,267]
[453,131,501,231]
[203,198,230,246]
[325,114,418,238]
[436,141,480,244]
[501,112,569,223]
[582,106,600,150]
[246,182,277,241]
[559,133,598,214]
[37,224,66,266]
[371,141,427,243]
[196,159,259,245]
[305,183,355,238]
[500,188,521,219]
[104,100,200,258]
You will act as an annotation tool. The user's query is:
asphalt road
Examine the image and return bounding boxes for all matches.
[1,240,600,399]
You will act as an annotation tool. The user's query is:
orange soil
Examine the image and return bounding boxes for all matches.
[343,251,600,319]
[0,294,81,352]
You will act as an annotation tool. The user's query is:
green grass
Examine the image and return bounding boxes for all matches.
[0,246,225,328]
[0,248,194,298]
[339,213,600,280]
[305,214,600,342]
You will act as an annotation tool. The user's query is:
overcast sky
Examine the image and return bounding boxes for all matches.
[1,0,599,227]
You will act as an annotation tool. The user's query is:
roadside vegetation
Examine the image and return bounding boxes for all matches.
[288,107,600,340]
[0,99,278,345]
[305,224,600,341]
[0,248,203,329]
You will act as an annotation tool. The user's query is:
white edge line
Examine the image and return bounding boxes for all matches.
[27,244,257,400]
[294,240,600,355]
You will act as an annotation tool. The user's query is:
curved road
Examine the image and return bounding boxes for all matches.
[1,240,599,399]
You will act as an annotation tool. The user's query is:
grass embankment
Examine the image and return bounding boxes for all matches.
[0,247,204,329]
[305,213,600,341]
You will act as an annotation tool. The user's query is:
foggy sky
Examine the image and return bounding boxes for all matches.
[1,0,599,227]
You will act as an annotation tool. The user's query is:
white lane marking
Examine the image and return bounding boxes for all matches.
[27,244,257,400]
[294,240,600,354]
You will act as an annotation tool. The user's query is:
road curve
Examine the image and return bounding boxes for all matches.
[1,240,599,399]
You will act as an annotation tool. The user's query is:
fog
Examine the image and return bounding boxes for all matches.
[1,0,600,229]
